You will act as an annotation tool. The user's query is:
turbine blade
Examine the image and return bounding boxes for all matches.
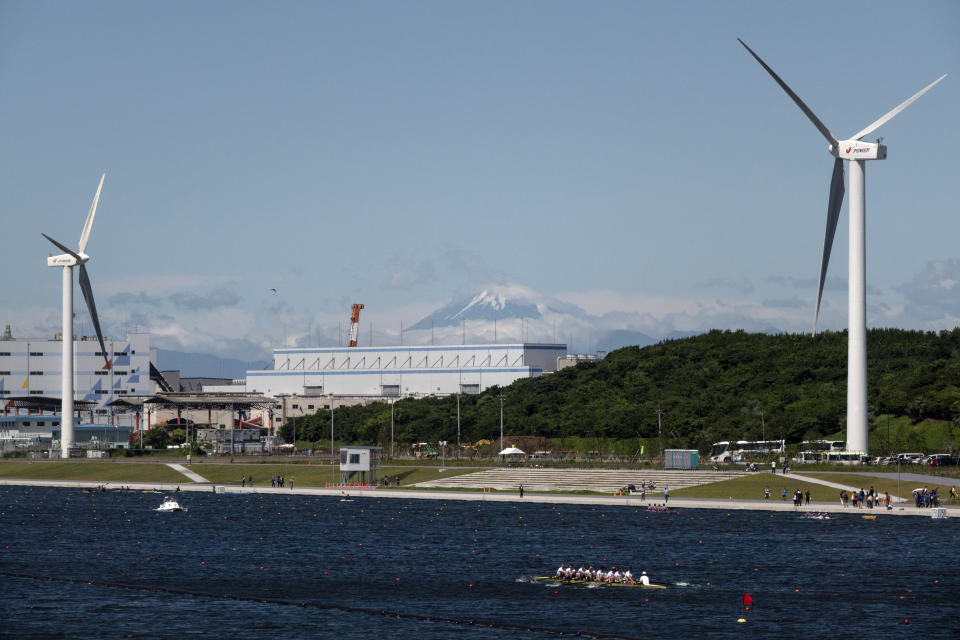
[813,157,845,335]
[41,233,81,261]
[850,74,947,141]
[738,39,838,147]
[78,264,109,366]
[79,173,105,253]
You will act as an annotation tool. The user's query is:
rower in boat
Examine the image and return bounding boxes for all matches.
[639,571,650,586]
[624,567,635,584]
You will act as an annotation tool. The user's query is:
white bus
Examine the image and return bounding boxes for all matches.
[709,440,785,464]
[799,440,846,452]
[793,450,869,465]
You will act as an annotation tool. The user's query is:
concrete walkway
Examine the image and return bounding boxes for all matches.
[837,471,960,488]
[166,463,208,483]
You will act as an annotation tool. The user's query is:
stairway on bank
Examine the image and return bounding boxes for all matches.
[414,468,747,493]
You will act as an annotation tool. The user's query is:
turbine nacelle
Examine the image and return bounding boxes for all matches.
[47,252,89,268]
[831,140,886,161]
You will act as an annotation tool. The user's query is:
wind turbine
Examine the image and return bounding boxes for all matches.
[43,174,111,458]
[738,39,945,454]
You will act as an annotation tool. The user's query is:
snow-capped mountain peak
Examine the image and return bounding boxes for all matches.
[408,283,586,331]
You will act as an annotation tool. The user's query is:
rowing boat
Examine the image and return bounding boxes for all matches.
[532,576,667,589]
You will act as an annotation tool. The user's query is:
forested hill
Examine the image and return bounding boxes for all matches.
[283,329,960,454]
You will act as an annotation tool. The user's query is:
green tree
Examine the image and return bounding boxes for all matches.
[142,427,170,449]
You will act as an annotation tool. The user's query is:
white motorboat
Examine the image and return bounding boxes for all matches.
[154,496,186,512]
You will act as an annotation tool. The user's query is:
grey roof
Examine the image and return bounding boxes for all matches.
[106,392,275,411]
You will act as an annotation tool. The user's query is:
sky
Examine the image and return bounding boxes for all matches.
[1,1,958,359]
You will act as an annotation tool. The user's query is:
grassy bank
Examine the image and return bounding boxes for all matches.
[0,461,187,483]
[191,463,476,487]
[660,473,916,502]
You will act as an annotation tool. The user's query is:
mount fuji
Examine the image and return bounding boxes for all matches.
[405,283,662,353]
[409,284,587,331]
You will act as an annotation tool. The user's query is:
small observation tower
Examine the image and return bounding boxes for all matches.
[339,446,382,485]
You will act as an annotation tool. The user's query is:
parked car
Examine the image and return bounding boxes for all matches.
[927,454,958,467]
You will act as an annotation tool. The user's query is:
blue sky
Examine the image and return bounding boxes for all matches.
[1,1,958,358]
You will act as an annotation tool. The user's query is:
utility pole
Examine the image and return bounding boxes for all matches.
[499,392,504,453]
[760,407,765,442]
[456,393,461,460]
[390,401,395,459]
[656,407,664,461]
[330,403,335,482]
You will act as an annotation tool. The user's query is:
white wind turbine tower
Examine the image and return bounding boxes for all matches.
[43,174,111,458]
[739,39,945,454]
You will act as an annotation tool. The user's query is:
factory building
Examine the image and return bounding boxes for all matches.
[0,326,154,420]
[0,414,133,453]
[207,343,566,402]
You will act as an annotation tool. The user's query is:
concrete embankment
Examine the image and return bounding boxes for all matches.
[2,477,956,518]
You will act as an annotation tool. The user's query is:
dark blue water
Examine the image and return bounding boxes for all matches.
[1,487,957,638]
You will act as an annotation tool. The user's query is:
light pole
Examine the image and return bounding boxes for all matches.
[499,392,504,454]
[390,401,395,459]
[887,415,891,456]
[330,403,335,482]
[440,440,446,472]
[456,393,461,460]
[656,407,664,461]
[897,457,901,503]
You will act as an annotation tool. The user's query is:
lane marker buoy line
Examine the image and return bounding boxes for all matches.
[0,571,641,639]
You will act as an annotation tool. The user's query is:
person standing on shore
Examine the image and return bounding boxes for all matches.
[519,484,524,498]
[663,487,669,504]
[772,460,777,473]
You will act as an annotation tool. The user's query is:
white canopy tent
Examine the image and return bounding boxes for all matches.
[498,447,525,456]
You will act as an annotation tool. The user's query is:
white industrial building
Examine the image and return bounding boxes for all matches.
[208,343,566,400]
[0,326,154,421]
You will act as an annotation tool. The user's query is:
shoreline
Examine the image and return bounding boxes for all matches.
[2,478,956,518]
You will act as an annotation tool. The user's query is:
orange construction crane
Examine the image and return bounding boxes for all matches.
[348,303,364,347]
